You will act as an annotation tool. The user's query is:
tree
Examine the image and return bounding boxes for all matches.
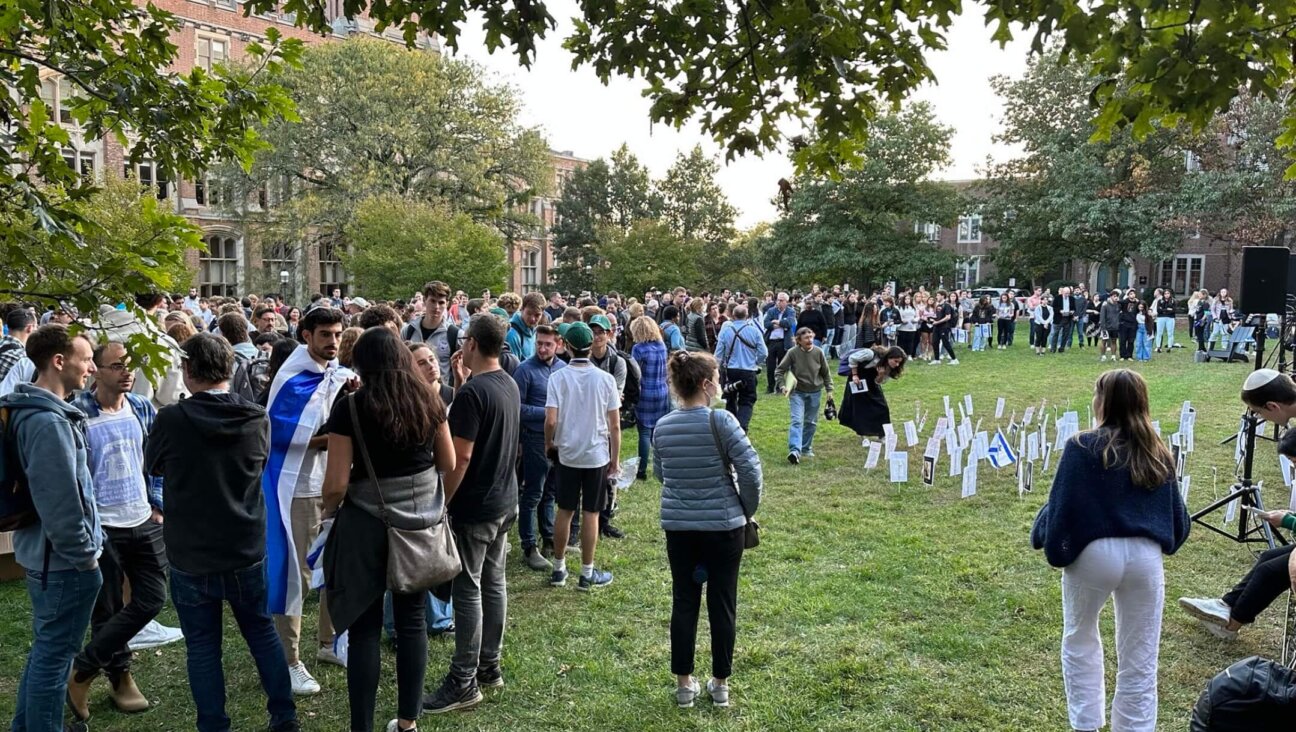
[224,39,549,293]
[0,1,298,310]
[242,0,1296,175]
[595,221,700,297]
[762,103,960,288]
[658,146,738,289]
[341,195,510,301]
[979,52,1193,285]
[551,145,660,293]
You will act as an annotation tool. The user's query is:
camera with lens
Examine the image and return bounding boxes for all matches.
[823,397,838,422]
[721,380,744,397]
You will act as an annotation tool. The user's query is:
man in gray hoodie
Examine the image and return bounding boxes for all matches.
[2,324,102,732]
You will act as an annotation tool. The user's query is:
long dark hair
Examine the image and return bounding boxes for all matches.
[874,345,907,379]
[1088,369,1174,488]
[858,301,879,328]
[351,327,445,447]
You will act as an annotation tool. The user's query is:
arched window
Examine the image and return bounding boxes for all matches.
[319,238,346,296]
[199,233,240,297]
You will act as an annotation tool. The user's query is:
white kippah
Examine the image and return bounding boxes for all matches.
[1244,369,1282,391]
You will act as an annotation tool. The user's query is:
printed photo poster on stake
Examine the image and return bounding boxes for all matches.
[865,441,881,470]
[885,432,898,457]
[1180,475,1191,503]
[922,455,936,486]
[1043,440,1053,473]
[995,397,1005,420]
[1023,406,1035,426]
[1027,431,1040,462]
[964,394,974,417]
[949,447,963,477]
[961,458,978,498]
[904,420,919,447]
[1151,420,1161,438]
[1224,487,1240,526]
[890,452,909,483]
[1018,460,1034,497]
[924,437,942,460]
[944,424,959,456]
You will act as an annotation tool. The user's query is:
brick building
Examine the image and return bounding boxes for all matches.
[45,3,588,304]
[507,150,588,294]
[917,174,1267,298]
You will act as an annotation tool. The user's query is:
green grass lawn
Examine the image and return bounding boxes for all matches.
[1,339,1291,731]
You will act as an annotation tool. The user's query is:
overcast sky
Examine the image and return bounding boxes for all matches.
[454,5,1033,228]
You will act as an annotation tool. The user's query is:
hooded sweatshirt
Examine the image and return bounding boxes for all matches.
[2,383,102,572]
[144,391,269,575]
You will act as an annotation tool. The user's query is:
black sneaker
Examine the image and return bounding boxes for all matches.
[422,674,483,713]
[476,665,504,689]
[600,523,627,539]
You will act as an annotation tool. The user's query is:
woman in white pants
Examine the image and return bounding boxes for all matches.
[1031,369,1190,732]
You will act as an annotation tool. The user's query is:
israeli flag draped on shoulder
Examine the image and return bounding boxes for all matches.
[987,429,1018,470]
[263,345,353,616]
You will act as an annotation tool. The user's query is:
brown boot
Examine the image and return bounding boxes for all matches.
[66,667,97,720]
[107,670,150,713]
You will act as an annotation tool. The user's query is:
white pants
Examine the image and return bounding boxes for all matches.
[1061,537,1164,732]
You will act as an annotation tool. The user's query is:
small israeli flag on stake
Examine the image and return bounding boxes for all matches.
[987,429,1018,470]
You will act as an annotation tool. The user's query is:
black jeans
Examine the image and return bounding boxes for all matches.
[996,319,1015,346]
[1223,543,1295,624]
[347,591,427,731]
[721,368,759,433]
[932,328,956,360]
[1118,324,1138,359]
[765,341,787,393]
[75,520,168,676]
[897,330,919,357]
[666,527,744,679]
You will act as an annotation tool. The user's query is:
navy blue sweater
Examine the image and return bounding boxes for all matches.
[1031,431,1190,568]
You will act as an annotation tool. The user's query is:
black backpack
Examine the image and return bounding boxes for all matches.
[1191,655,1294,731]
[0,406,36,532]
[232,351,272,403]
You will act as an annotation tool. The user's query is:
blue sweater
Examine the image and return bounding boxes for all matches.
[1031,431,1190,568]
[512,354,565,433]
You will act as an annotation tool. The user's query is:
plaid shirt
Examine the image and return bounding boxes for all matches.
[0,335,25,383]
[70,390,165,511]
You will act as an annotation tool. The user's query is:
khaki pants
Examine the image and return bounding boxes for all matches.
[274,495,333,664]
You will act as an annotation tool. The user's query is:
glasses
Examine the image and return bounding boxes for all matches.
[102,362,131,372]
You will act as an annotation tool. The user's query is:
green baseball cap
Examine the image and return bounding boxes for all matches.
[489,307,509,319]
[589,314,613,332]
[563,321,594,350]
[557,322,572,339]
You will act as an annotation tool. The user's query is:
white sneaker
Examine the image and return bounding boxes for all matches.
[1177,597,1231,626]
[385,720,416,732]
[929,359,942,366]
[947,359,959,365]
[127,620,184,651]
[288,661,321,696]
[1200,620,1239,640]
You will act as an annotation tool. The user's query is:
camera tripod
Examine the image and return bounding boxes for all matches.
[1191,320,1289,549]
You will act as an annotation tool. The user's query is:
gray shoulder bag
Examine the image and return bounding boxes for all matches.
[349,397,461,593]
[708,409,760,549]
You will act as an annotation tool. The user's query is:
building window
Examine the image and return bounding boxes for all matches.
[956,256,982,289]
[40,77,79,126]
[196,36,229,72]
[522,248,540,293]
[319,238,346,296]
[61,149,97,179]
[957,215,982,244]
[1159,255,1204,297]
[124,159,170,199]
[913,222,940,243]
[262,241,295,285]
[195,174,232,208]
[199,233,240,297]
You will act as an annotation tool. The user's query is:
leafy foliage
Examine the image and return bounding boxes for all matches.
[763,103,960,289]
[242,0,1296,175]
[341,195,510,301]
[594,221,701,297]
[979,53,1193,283]
[223,39,548,301]
[0,0,300,307]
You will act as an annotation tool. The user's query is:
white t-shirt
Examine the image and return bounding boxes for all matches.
[546,361,621,469]
[85,407,152,528]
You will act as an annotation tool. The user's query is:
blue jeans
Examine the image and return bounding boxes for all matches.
[788,390,822,454]
[1155,317,1175,349]
[518,430,556,551]
[1050,320,1074,351]
[637,424,654,479]
[12,566,102,732]
[169,562,297,732]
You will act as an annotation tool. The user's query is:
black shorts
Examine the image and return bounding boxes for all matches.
[555,463,608,513]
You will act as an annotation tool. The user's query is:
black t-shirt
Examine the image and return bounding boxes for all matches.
[326,391,437,482]
[935,303,957,328]
[447,369,520,523]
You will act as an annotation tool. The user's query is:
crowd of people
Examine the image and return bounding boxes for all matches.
[0,276,1286,732]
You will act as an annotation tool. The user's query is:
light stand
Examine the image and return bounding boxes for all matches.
[1191,318,1289,549]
